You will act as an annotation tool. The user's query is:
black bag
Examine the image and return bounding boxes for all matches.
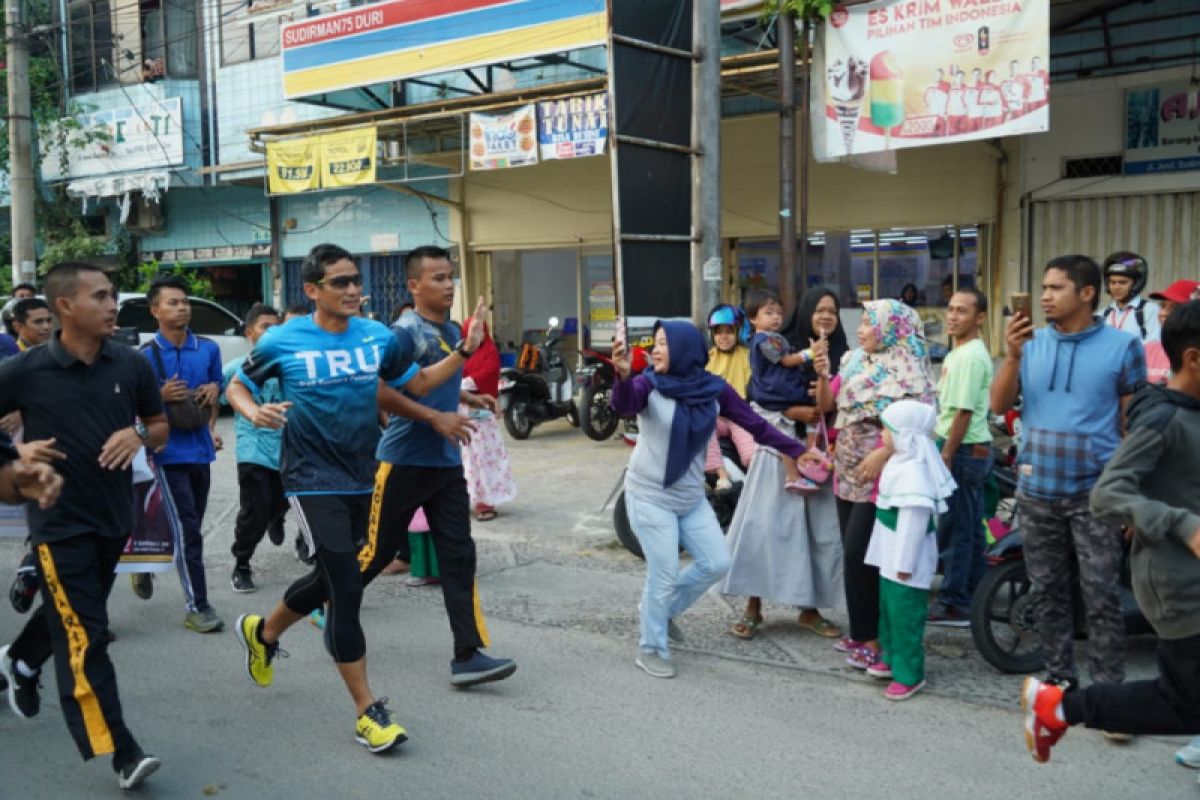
[147,341,207,431]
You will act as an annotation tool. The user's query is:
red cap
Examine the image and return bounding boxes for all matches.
[1149,279,1200,304]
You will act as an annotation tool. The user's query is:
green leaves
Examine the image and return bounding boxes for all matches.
[760,0,834,22]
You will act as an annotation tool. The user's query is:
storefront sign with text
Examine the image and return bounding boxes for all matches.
[818,0,1049,158]
[1124,85,1200,175]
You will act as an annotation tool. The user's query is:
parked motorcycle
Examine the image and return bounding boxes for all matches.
[498,316,578,440]
[575,345,649,442]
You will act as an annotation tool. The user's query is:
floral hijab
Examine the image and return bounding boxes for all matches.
[836,299,936,428]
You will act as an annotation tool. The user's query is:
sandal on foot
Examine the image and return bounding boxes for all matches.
[797,615,841,638]
[730,615,764,640]
[784,477,820,495]
[475,507,498,522]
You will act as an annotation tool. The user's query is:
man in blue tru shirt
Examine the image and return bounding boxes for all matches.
[226,243,488,754]
[362,246,517,689]
[992,255,1146,742]
[140,275,225,634]
[222,302,287,593]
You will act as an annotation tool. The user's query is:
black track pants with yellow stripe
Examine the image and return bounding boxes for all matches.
[10,533,139,762]
[362,463,490,652]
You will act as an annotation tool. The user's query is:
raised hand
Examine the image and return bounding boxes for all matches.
[465,296,488,352]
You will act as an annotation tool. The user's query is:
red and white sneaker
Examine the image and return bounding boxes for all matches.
[1021,676,1068,763]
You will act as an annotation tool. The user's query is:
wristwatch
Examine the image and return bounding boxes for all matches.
[134,422,150,443]
[454,339,475,359]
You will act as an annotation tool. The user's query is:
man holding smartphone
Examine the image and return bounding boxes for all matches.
[991,255,1146,741]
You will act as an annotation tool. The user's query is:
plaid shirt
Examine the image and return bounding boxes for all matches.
[1018,321,1146,499]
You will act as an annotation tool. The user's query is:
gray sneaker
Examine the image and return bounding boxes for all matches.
[184,608,225,634]
[635,652,676,679]
[667,618,685,644]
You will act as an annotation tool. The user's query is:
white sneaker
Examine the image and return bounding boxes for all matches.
[1177,737,1200,768]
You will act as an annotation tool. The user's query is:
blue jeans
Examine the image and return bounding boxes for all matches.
[936,444,993,612]
[625,493,730,659]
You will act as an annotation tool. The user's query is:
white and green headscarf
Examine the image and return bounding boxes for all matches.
[877,399,957,513]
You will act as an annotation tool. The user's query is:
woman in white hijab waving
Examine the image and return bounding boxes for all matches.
[863,399,956,701]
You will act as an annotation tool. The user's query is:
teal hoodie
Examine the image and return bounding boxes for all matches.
[1091,384,1200,640]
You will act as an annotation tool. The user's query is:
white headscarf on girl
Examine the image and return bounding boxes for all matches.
[877,399,957,513]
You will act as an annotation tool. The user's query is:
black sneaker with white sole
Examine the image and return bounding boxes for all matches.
[231,566,256,593]
[115,750,161,790]
[0,644,40,718]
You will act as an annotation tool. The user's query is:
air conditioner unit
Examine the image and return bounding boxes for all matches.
[124,193,166,233]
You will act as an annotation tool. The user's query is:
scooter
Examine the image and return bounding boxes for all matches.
[575,345,649,442]
[498,316,578,440]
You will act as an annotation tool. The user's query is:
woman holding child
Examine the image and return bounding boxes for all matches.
[816,299,936,670]
[723,288,849,640]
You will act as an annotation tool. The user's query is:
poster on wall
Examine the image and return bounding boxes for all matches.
[1123,86,1200,175]
[817,0,1049,159]
[321,127,377,188]
[267,136,320,193]
[470,105,539,171]
[588,280,617,345]
[538,93,608,161]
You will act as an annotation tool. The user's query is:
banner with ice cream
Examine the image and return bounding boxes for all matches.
[819,0,1049,159]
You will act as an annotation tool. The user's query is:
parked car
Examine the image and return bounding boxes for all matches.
[116,293,250,366]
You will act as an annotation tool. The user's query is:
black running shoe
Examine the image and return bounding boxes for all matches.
[231,566,256,593]
[114,748,161,790]
[0,644,40,718]
[294,535,315,566]
[9,551,38,614]
[130,573,154,600]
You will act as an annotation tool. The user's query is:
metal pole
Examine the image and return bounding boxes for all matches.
[777,9,797,314]
[691,0,722,327]
[7,0,37,285]
[797,18,811,294]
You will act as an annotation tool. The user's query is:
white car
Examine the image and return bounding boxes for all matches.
[116,293,251,366]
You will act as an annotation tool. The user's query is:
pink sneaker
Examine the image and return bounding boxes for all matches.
[866,661,892,679]
[846,646,882,670]
[833,637,863,654]
[785,477,821,495]
[885,680,925,701]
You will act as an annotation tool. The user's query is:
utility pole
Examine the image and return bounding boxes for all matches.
[797,18,811,292]
[6,0,37,286]
[777,7,797,314]
[691,0,722,326]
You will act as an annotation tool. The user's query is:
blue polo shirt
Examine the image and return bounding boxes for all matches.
[376,310,463,468]
[141,330,223,466]
[0,333,18,359]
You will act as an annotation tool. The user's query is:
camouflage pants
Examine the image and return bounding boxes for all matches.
[1017,491,1126,685]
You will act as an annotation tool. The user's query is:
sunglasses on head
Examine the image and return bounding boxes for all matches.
[1115,257,1145,271]
[318,274,364,290]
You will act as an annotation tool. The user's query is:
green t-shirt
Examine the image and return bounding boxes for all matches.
[935,337,993,444]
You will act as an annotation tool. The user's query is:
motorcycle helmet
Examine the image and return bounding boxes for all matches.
[706,304,750,345]
[1102,251,1148,298]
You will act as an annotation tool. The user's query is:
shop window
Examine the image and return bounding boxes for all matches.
[738,227,980,308]
[220,0,286,66]
[140,0,198,78]
[68,0,115,93]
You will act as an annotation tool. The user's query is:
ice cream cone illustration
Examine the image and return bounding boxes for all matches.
[828,56,868,154]
[870,51,906,148]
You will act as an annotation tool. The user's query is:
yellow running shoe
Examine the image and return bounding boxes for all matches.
[235,613,279,688]
[355,698,408,754]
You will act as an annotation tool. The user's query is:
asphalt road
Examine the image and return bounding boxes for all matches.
[0,417,1193,799]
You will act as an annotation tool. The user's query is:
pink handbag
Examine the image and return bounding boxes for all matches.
[798,416,833,485]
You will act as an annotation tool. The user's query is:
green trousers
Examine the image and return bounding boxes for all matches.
[878,577,928,687]
[409,530,440,578]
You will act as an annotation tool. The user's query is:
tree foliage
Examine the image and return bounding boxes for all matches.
[762,0,834,22]
[0,0,123,283]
